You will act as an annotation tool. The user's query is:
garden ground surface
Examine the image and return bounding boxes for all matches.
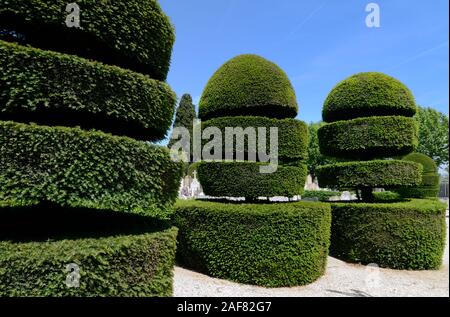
[173,213,449,297]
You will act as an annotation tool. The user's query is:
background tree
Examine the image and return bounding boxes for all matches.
[307,121,335,183]
[415,106,449,168]
[168,93,197,161]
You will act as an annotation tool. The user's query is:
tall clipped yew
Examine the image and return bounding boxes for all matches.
[317,72,422,201]
[0,0,182,296]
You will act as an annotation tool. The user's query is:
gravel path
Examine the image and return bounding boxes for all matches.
[173,218,449,297]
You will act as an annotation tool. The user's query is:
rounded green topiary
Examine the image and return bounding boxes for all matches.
[202,116,308,162]
[323,72,417,123]
[0,41,176,141]
[199,54,298,120]
[0,121,182,219]
[174,200,331,287]
[0,0,175,80]
[396,153,440,198]
[318,116,418,159]
[198,161,307,199]
[330,199,447,270]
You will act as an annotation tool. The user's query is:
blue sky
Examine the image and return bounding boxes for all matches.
[160,0,449,129]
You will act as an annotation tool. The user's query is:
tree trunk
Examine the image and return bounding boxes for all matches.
[361,187,374,202]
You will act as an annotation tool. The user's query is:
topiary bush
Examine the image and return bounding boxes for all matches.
[318,72,445,270]
[0,1,181,296]
[173,200,331,287]
[0,0,175,80]
[330,199,447,270]
[199,54,298,120]
[395,153,440,198]
[0,41,176,141]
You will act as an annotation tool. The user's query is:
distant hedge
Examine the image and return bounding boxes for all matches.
[0,0,175,79]
[0,121,182,219]
[199,55,298,120]
[317,160,422,189]
[303,190,341,202]
[318,116,418,159]
[0,41,176,141]
[202,116,308,161]
[173,200,331,287]
[330,199,447,269]
[322,72,417,122]
[198,162,307,199]
[396,153,440,199]
[0,227,178,296]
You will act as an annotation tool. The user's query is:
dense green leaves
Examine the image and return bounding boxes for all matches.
[199,55,298,120]
[198,161,307,199]
[0,41,176,141]
[330,199,447,269]
[318,116,418,159]
[0,121,183,219]
[396,153,440,198]
[173,200,331,287]
[415,106,449,168]
[0,227,178,296]
[306,122,336,182]
[323,72,417,122]
[317,160,422,189]
[168,94,197,156]
[201,116,308,161]
[0,0,175,79]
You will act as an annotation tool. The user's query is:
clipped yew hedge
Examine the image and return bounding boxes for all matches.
[0,41,176,141]
[330,199,447,270]
[322,72,417,122]
[198,161,307,198]
[0,226,178,296]
[0,121,182,219]
[318,116,418,159]
[202,116,308,161]
[173,200,331,287]
[317,160,422,189]
[199,55,298,120]
[0,0,175,79]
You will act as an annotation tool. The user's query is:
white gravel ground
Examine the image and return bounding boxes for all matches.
[173,217,449,297]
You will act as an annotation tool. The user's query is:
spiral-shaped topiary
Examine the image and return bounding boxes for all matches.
[0,0,181,296]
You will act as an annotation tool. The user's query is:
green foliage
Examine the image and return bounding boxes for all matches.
[317,160,422,189]
[201,116,308,161]
[415,106,449,168]
[303,190,341,202]
[396,153,440,198]
[0,41,176,141]
[330,199,447,269]
[0,226,178,296]
[173,200,331,287]
[198,161,307,199]
[0,121,183,219]
[372,191,402,202]
[199,54,298,120]
[322,72,417,123]
[318,116,418,159]
[0,0,175,80]
[306,122,335,181]
[168,94,197,155]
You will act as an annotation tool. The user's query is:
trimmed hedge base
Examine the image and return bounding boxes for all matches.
[0,227,178,296]
[0,0,175,80]
[317,160,422,189]
[173,200,331,287]
[198,161,307,198]
[318,116,418,159]
[330,199,447,270]
[202,116,308,161]
[0,121,182,219]
[199,55,298,120]
[0,41,176,141]
[322,72,417,122]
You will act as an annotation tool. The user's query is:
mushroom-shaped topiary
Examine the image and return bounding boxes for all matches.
[317,72,422,201]
[396,153,440,198]
[199,54,298,120]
